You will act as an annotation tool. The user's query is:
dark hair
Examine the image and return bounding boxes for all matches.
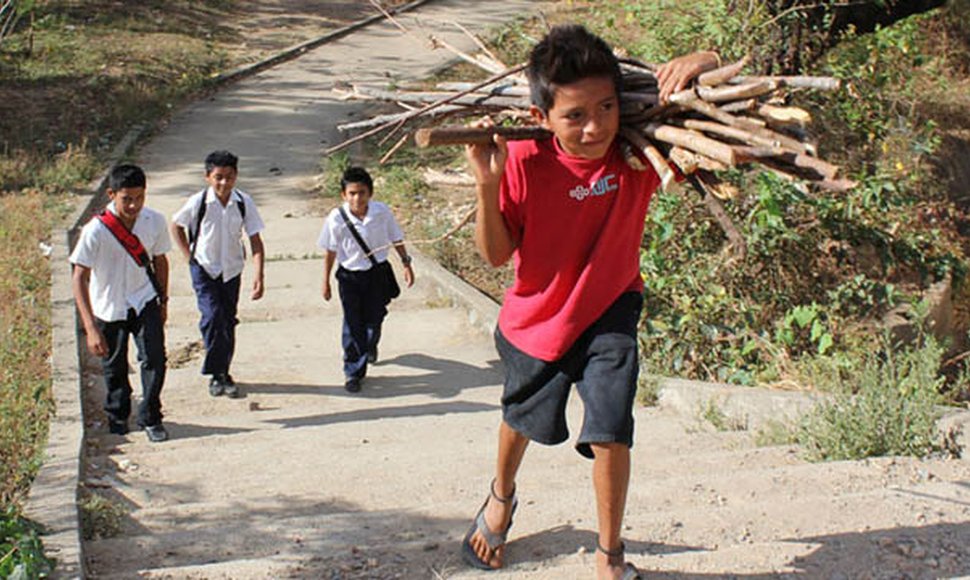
[526,24,621,113]
[341,166,373,193]
[107,164,146,191]
[204,150,239,174]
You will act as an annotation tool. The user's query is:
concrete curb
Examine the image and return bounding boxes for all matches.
[22,123,145,580]
[411,251,499,338]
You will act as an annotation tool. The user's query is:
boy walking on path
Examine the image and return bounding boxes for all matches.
[71,164,172,443]
[461,25,718,579]
[170,150,266,399]
[318,167,415,393]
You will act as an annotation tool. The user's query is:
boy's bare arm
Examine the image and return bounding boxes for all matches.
[466,132,516,267]
[392,241,415,287]
[249,233,265,300]
[153,254,169,324]
[170,222,191,261]
[321,250,336,301]
[71,265,108,357]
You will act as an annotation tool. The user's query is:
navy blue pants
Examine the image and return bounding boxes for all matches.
[336,265,388,380]
[96,300,166,427]
[190,261,241,377]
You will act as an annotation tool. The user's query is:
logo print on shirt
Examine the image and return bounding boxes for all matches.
[568,174,617,201]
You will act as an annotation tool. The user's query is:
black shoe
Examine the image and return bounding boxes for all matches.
[144,423,169,443]
[345,377,362,393]
[209,376,225,397]
[367,348,378,364]
[221,375,241,399]
[108,419,129,435]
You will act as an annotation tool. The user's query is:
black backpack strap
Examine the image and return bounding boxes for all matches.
[338,207,379,267]
[189,189,208,260]
[188,189,247,259]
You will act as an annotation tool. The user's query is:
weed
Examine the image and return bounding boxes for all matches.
[700,398,747,432]
[78,493,125,541]
[754,419,797,447]
[0,506,54,579]
[636,374,661,407]
[797,328,948,461]
[0,192,59,509]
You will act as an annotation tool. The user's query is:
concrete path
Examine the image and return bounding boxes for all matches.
[70,1,970,578]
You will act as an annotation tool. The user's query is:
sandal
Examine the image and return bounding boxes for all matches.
[461,479,518,570]
[597,541,642,580]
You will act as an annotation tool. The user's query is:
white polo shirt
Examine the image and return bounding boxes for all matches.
[317,201,404,271]
[171,187,265,281]
[69,203,172,322]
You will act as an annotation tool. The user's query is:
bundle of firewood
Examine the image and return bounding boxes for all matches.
[328,48,851,193]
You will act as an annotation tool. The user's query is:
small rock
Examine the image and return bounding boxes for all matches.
[283,211,295,218]
[422,542,438,552]
[924,557,939,568]
[366,558,378,568]
[249,401,261,411]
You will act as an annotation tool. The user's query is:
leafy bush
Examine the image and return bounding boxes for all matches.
[797,328,948,461]
[0,506,53,579]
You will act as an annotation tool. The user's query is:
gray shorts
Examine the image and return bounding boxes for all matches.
[495,292,642,459]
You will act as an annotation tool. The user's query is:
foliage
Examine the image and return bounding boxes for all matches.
[797,328,948,461]
[0,192,60,510]
[700,398,747,431]
[0,506,53,579]
[78,493,125,541]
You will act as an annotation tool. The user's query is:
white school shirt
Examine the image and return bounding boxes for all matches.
[69,202,172,322]
[171,187,265,281]
[317,201,404,271]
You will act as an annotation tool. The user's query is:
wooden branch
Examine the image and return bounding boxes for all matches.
[696,81,777,103]
[435,82,530,96]
[337,105,467,132]
[733,146,839,179]
[414,125,551,147]
[756,103,812,128]
[687,172,747,258]
[324,62,528,155]
[680,119,788,153]
[719,98,757,114]
[669,146,729,173]
[697,55,751,87]
[670,95,811,155]
[351,86,528,109]
[620,128,680,193]
[729,75,841,91]
[643,123,738,166]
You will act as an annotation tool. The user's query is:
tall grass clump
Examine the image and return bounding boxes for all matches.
[797,326,949,461]
[0,192,56,509]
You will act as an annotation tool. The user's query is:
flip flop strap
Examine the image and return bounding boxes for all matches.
[474,498,518,550]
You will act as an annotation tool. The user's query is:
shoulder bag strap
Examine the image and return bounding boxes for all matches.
[96,210,164,299]
[189,189,208,259]
[338,207,379,267]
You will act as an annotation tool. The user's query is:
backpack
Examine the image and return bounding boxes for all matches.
[188,189,246,259]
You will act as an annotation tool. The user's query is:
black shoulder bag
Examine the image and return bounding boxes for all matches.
[338,207,400,302]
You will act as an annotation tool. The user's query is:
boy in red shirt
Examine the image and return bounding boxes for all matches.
[462,24,718,579]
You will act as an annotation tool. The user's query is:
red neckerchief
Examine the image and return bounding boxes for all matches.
[96,209,149,267]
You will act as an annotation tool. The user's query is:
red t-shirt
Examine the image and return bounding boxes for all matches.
[497,137,660,361]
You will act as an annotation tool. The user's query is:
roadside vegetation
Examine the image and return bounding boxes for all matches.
[322,1,970,462]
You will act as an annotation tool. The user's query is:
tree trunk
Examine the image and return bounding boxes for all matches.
[756,0,947,74]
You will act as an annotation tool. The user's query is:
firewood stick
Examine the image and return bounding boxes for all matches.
[680,119,788,153]
[669,146,729,173]
[696,80,777,103]
[719,98,757,114]
[733,146,839,179]
[670,95,811,155]
[644,123,738,166]
[414,125,551,147]
[688,172,747,255]
[756,103,812,128]
[352,86,528,109]
[620,128,680,193]
[697,56,751,87]
[325,63,528,155]
[729,75,840,91]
